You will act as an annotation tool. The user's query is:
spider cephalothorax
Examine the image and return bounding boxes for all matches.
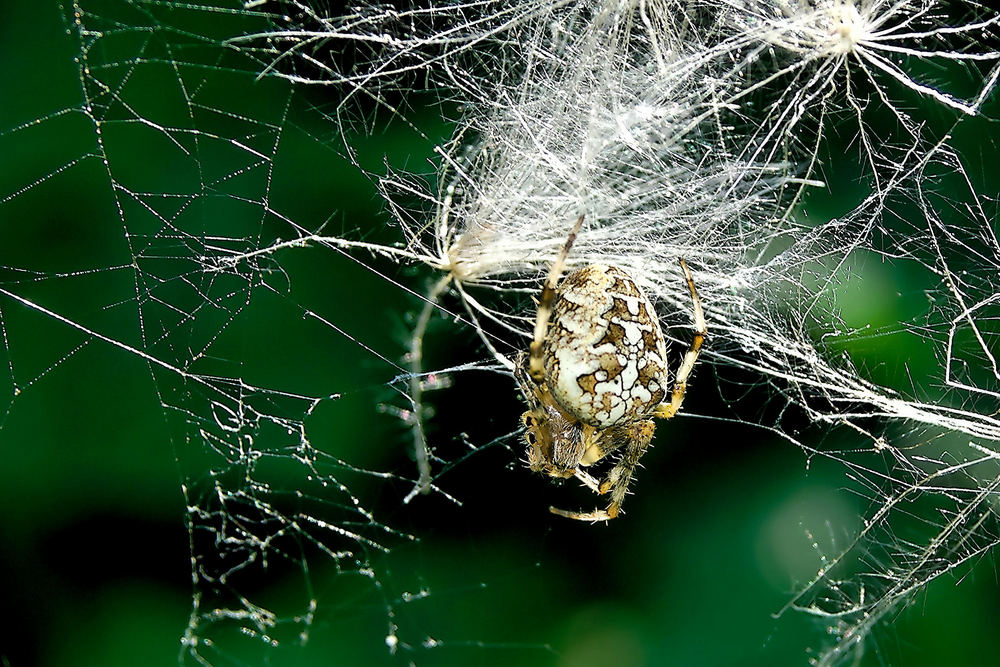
[518,216,706,521]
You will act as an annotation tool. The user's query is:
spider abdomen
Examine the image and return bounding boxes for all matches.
[544,265,668,428]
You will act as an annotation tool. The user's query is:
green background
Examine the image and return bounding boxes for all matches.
[1,2,999,666]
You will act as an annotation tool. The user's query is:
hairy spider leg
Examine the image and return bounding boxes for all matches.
[550,419,656,521]
[652,258,706,420]
[529,215,586,382]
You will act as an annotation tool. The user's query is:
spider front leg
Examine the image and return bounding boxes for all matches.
[550,420,655,522]
[653,258,706,420]
[573,468,601,493]
[529,215,585,382]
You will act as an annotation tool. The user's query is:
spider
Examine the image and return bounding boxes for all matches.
[516,215,706,521]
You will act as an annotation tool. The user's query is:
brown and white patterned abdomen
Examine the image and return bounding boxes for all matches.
[543,265,668,428]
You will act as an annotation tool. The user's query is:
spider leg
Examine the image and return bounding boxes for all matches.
[529,215,585,382]
[549,506,616,522]
[571,426,614,492]
[573,468,601,493]
[653,258,706,420]
[550,420,655,521]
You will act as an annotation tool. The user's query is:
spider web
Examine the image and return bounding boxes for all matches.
[2,1,1000,665]
[0,1,437,661]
